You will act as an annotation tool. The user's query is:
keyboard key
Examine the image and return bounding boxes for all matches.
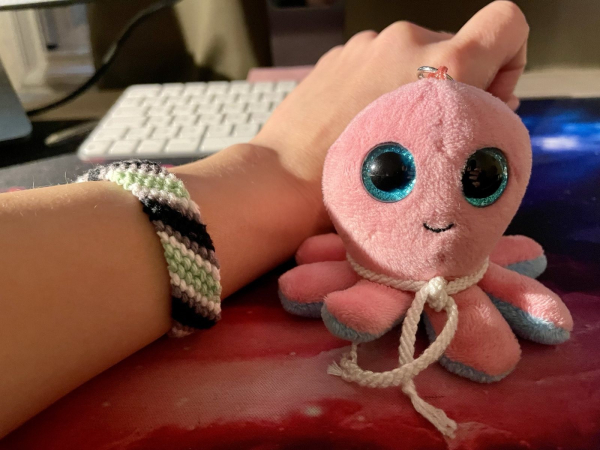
[104,117,147,129]
[205,81,230,95]
[109,141,138,155]
[234,123,260,137]
[229,81,251,94]
[152,126,180,139]
[172,115,198,126]
[196,103,221,114]
[164,96,190,107]
[165,138,201,154]
[206,123,232,138]
[252,82,274,93]
[250,112,271,124]
[137,139,166,154]
[221,102,246,114]
[276,80,297,92]
[189,94,214,106]
[160,84,184,97]
[124,84,161,98]
[183,82,207,96]
[111,106,148,118]
[201,136,251,153]
[247,102,271,113]
[198,113,223,125]
[224,113,249,124]
[261,92,285,103]
[213,93,237,104]
[92,128,126,141]
[237,92,261,103]
[141,97,166,107]
[172,105,197,116]
[147,116,173,127]
[81,141,111,156]
[179,124,207,138]
[147,106,173,117]
[125,127,154,140]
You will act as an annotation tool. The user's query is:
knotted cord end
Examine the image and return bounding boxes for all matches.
[336,256,489,438]
[402,381,457,438]
[327,361,343,377]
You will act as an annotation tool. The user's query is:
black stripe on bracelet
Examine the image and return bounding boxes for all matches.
[141,198,215,252]
[111,160,164,174]
[86,167,102,181]
[171,296,217,329]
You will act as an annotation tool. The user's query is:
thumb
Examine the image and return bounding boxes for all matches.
[451,1,529,103]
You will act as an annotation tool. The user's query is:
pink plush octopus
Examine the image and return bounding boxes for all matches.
[278,71,574,436]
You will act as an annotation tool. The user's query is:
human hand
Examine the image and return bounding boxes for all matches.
[251,0,529,216]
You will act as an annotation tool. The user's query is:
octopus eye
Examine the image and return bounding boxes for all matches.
[462,147,508,207]
[361,143,416,202]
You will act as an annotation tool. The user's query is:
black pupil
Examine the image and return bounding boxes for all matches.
[368,151,410,192]
[462,151,504,198]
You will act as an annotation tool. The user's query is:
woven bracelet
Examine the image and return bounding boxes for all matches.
[78,160,222,337]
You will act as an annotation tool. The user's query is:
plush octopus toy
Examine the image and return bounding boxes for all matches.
[277,67,574,437]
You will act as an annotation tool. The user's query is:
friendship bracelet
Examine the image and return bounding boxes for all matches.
[78,160,222,337]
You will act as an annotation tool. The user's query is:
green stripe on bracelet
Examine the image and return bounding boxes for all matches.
[78,160,221,337]
[164,242,221,298]
[109,168,190,199]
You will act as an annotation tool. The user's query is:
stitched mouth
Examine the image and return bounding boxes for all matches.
[423,222,454,233]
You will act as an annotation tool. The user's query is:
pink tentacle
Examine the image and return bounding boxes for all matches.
[480,262,573,344]
[295,233,346,265]
[322,280,413,342]
[424,285,521,382]
[490,235,544,267]
[278,260,359,318]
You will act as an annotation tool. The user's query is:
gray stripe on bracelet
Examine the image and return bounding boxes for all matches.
[155,220,220,268]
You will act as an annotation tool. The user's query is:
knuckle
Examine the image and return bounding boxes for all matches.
[347,29,378,44]
[383,20,422,39]
[317,45,342,64]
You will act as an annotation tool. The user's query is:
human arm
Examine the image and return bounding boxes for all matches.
[0,142,326,436]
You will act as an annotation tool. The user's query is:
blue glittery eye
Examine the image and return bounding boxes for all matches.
[462,147,508,207]
[361,143,416,203]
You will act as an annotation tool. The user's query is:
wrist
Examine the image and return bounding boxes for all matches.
[171,144,331,296]
[175,143,330,231]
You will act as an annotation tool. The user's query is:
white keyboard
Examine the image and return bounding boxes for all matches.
[78,80,297,161]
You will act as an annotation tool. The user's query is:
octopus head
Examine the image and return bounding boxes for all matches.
[323,78,532,280]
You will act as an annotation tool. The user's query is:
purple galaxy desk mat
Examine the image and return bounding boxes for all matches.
[1,98,599,449]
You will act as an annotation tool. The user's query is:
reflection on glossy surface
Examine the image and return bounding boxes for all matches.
[511,98,600,257]
[361,143,416,202]
[462,147,508,207]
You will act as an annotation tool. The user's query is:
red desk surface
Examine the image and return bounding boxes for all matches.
[2,254,600,450]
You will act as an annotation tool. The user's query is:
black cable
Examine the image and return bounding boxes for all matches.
[27,0,182,117]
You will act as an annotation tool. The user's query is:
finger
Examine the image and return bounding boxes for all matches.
[506,94,520,111]
[452,1,529,91]
[485,41,527,104]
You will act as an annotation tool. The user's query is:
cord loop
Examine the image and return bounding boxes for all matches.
[332,255,489,437]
